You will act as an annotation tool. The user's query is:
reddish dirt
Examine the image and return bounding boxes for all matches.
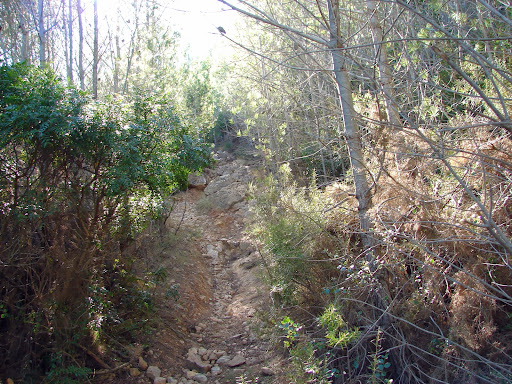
[105,156,287,383]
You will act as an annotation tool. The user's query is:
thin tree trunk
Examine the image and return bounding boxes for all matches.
[365,0,406,170]
[77,0,85,90]
[92,0,98,98]
[113,30,121,93]
[312,77,328,183]
[0,33,7,64]
[19,14,30,63]
[260,52,278,173]
[327,0,375,262]
[327,7,407,377]
[38,0,46,65]
[62,0,70,80]
[68,0,73,82]
[366,0,401,129]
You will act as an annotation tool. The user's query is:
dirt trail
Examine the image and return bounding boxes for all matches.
[128,151,282,384]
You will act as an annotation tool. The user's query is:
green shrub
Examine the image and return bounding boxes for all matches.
[0,63,211,381]
[250,164,337,306]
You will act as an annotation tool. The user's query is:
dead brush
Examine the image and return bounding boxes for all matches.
[316,124,512,381]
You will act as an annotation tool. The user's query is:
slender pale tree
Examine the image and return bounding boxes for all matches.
[38,0,46,65]
[92,0,98,98]
[365,0,403,163]
[77,0,85,89]
[67,0,73,81]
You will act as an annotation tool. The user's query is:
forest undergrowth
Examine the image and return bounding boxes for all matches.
[250,123,512,383]
[0,63,211,383]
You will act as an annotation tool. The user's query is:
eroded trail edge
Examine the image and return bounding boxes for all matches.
[130,151,279,384]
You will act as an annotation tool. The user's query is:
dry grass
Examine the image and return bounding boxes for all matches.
[297,123,512,382]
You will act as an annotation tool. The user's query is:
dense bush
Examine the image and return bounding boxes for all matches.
[0,63,210,381]
[252,132,512,383]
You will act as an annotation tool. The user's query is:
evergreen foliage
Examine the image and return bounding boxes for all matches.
[0,63,210,380]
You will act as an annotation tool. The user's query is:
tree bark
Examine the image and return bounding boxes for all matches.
[327,3,408,378]
[68,0,73,82]
[37,0,46,65]
[77,0,85,90]
[366,0,401,130]
[113,31,121,93]
[19,14,30,63]
[327,0,375,264]
[62,0,70,80]
[92,0,99,98]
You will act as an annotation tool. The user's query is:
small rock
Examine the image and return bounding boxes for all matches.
[167,378,178,384]
[186,370,197,380]
[216,355,232,366]
[146,366,162,381]
[261,367,275,376]
[188,173,207,189]
[155,378,167,384]
[211,366,222,376]
[193,373,208,383]
[241,259,259,269]
[129,367,142,377]
[138,356,149,371]
[227,354,246,368]
[214,350,227,359]
[206,245,219,259]
[198,347,208,358]
[187,353,212,373]
[189,347,198,355]
[205,350,214,361]
[246,356,265,366]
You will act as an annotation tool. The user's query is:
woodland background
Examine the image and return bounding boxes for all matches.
[1,0,512,383]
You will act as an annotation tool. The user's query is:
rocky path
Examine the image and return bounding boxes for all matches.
[123,152,280,384]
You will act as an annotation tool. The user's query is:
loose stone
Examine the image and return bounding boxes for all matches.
[193,373,208,383]
[146,366,162,381]
[232,368,246,376]
[261,367,275,376]
[138,356,149,371]
[211,365,222,376]
[227,354,246,368]
[186,370,198,380]
[186,353,212,373]
[198,347,208,358]
[215,355,232,366]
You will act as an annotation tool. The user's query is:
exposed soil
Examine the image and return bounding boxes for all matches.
[113,152,286,383]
